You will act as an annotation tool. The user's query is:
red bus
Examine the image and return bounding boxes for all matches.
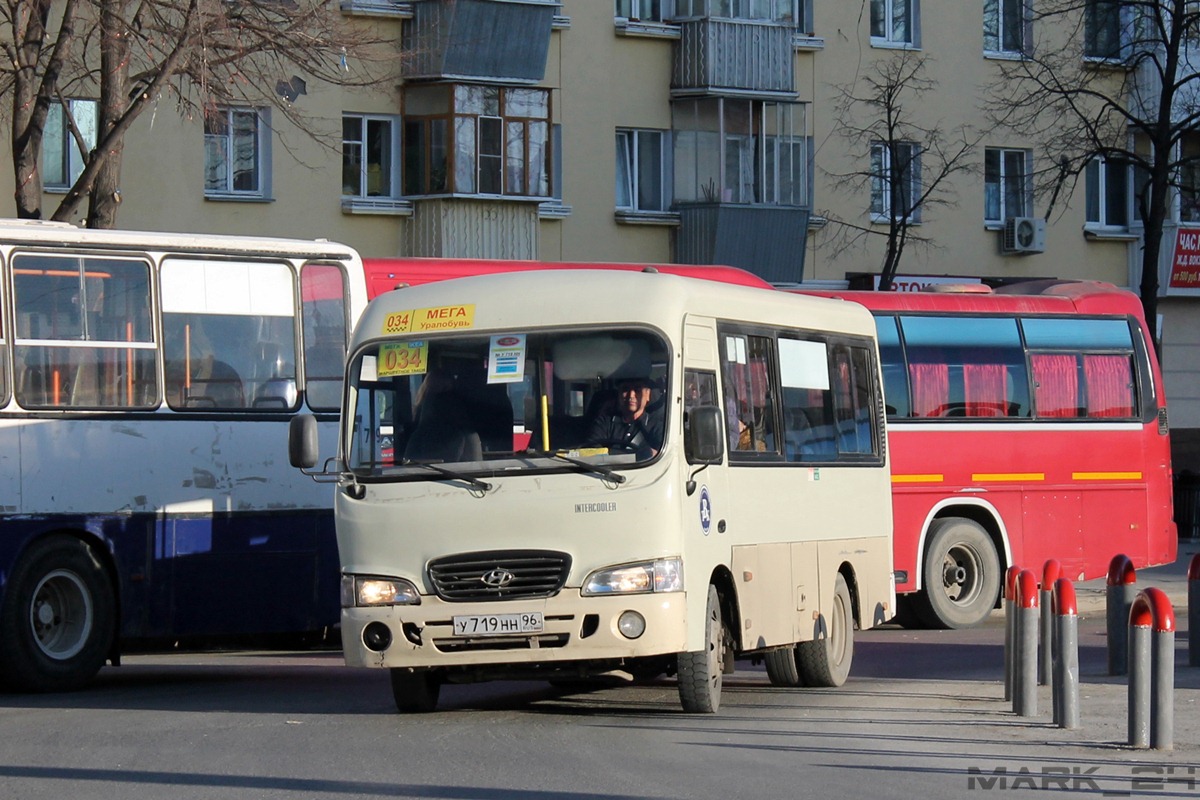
[801,280,1176,628]
[363,257,773,298]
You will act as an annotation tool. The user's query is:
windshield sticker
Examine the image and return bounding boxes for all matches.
[377,341,429,378]
[383,305,476,335]
[488,334,526,384]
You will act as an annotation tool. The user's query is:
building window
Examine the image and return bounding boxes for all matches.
[343,115,399,199]
[43,99,97,190]
[673,97,807,207]
[1084,0,1124,60]
[205,107,270,198]
[871,141,921,222]
[403,84,551,198]
[616,0,666,21]
[984,0,1029,55]
[616,129,669,212]
[871,0,918,46]
[984,147,1032,222]
[1086,156,1129,227]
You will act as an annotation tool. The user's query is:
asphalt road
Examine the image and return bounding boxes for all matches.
[2,545,1198,800]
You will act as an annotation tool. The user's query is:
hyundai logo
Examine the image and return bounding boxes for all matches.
[480,568,516,588]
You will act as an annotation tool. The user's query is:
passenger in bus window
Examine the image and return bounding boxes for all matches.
[586,376,664,458]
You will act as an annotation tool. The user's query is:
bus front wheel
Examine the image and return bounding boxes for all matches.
[677,584,727,713]
[0,535,115,692]
[390,668,442,713]
[915,518,1000,629]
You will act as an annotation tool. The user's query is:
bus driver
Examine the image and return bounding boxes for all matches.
[586,376,664,458]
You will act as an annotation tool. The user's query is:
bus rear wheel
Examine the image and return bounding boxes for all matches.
[795,573,854,688]
[0,535,115,692]
[677,584,727,713]
[390,668,442,713]
[914,518,1000,629]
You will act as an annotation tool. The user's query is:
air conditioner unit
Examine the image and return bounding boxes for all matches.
[1001,217,1046,255]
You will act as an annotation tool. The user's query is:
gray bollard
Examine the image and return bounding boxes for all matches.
[1014,569,1039,717]
[1052,577,1080,729]
[1040,559,1060,686]
[1107,554,1137,676]
[1004,565,1020,702]
[1127,587,1176,750]
[1189,554,1200,668]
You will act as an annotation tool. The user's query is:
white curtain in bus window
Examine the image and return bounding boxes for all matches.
[12,253,155,409]
[161,258,296,411]
[300,264,348,411]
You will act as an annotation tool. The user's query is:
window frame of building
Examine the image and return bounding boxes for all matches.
[984,0,1031,57]
[1085,155,1130,229]
[672,97,808,208]
[342,113,401,201]
[1084,0,1126,61]
[870,141,922,223]
[204,107,272,200]
[616,0,668,21]
[616,128,670,213]
[984,146,1033,223]
[870,0,920,47]
[42,98,98,192]
[402,84,552,199]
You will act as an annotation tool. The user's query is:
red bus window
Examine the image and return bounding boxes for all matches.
[1084,354,1134,417]
[1031,353,1080,417]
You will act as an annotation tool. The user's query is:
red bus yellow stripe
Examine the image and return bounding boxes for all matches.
[1073,471,1142,481]
[892,474,944,484]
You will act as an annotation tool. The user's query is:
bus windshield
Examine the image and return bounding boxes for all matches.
[347,328,670,476]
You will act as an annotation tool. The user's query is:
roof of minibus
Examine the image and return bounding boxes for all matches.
[0,218,361,261]
[363,257,772,298]
[796,279,1145,319]
[353,269,874,347]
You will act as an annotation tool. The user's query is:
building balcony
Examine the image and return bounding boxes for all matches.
[674,203,809,283]
[404,0,557,84]
[672,18,797,98]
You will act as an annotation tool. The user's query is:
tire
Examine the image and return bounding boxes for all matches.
[390,668,442,713]
[796,572,854,688]
[913,517,1001,630]
[677,584,726,713]
[764,647,803,687]
[0,535,115,692]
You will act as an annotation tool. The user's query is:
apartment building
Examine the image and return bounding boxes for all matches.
[6,0,1200,467]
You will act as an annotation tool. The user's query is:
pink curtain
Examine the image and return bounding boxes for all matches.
[1084,355,1135,417]
[1031,354,1078,418]
[909,362,949,417]
[963,363,1008,417]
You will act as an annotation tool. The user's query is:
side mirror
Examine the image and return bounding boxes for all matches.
[685,405,724,465]
[288,414,320,469]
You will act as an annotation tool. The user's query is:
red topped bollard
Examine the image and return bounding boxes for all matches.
[1107,555,1137,676]
[1189,554,1200,667]
[1051,578,1080,729]
[1039,559,1061,686]
[1128,588,1175,750]
[1004,565,1022,702]
[1013,569,1040,717]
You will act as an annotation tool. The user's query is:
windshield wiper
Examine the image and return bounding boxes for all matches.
[402,460,493,492]
[525,448,627,484]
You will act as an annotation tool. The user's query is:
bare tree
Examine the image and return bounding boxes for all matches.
[821,50,978,291]
[1,0,397,227]
[986,0,1200,342]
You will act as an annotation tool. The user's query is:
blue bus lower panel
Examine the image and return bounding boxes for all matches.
[0,509,340,642]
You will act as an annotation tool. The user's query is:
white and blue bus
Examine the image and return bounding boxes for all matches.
[0,220,367,691]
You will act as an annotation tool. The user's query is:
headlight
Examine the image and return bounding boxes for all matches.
[341,575,421,607]
[582,558,683,596]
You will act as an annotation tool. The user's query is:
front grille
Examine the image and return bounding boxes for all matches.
[433,634,570,653]
[428,550,572,602]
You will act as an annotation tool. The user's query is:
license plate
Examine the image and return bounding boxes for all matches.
[452,612,544,637]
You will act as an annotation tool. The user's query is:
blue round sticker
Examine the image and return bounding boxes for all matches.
[699,485,712,536]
